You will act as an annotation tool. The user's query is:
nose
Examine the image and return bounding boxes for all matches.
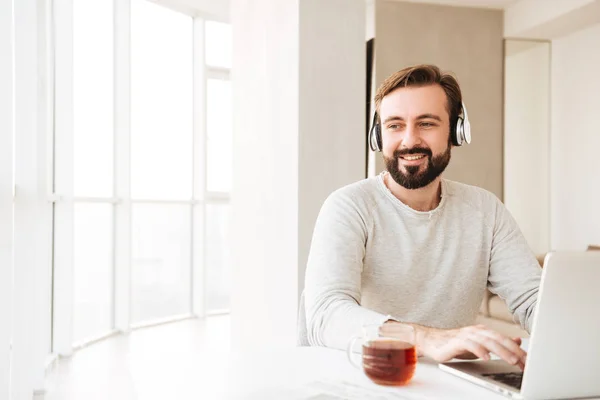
[401,124,421,149]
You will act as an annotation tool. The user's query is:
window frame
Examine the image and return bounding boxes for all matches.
[49,0,232,358]
[203,68,231,314]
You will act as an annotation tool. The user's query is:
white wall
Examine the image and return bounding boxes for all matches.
[366,0,375,40]
[0,0,14,398]
[230,0,365,351]
[504,0,600,39]
[550,22,600,250]
[504,40,550,255]
[231,0,299,352]
[298,0,366,307]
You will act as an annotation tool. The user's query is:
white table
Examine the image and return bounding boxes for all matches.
[218,346,510,400]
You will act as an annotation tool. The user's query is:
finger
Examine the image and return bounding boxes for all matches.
[477,330,528,360]
[459,339,491,361]
[469,333,523,366]
[511,337,522,346]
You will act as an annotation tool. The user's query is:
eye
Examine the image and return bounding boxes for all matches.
[387,124,402,131]
[420,122,436,128]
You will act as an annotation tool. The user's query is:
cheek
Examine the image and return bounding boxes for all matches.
[381,133,401,154]
[424,132,450,153]
[382,146,397,160]
[433,138,451,154]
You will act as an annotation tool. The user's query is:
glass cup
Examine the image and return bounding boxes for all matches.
[346,323,417,386]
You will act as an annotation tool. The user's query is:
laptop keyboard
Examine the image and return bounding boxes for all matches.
[482,372,523,390]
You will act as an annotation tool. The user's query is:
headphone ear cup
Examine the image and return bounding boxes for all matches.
[375,125,382,151]
[453,117,463,146]
[369,112,383,152]
[369,123,381,152]
[462,118,471,144]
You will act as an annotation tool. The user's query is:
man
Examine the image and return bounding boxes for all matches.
[303,64,541,369]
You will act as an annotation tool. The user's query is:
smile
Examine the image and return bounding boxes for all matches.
[400,154,426,161]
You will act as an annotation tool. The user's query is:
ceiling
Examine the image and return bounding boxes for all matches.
[385,0,520,10]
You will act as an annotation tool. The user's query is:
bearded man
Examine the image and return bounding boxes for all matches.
[303,64,541,370]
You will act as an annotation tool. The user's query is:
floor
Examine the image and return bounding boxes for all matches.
[42,315,231,400]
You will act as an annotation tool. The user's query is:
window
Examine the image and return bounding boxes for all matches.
[70,0,115,345]
[130,0,193,201]
[131,205,192,322]
[72,204,113,342]
[205,21,232,69]
[205,203,231,311]
[73,0,114,198]
[206,78,232,193]
[51,0,232,351]
[130,0,194,324]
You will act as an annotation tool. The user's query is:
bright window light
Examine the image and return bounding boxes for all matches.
[131,204,192,323]
[72,204,113,343]
[206,78,232,193]
[205,21,231,69]
[131,0,193,200]
[73,0,114,197]
[205,203,231,311]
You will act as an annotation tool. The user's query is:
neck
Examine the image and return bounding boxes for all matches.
[384,173,442,212]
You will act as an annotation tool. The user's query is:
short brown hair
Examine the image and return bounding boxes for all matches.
[374,64,462,131]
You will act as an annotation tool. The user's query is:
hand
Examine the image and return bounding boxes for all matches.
[381,323,527,370]
[454,337,522,359]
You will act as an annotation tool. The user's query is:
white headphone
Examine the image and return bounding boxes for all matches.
[369,102,472,151]
[453,102,471,146]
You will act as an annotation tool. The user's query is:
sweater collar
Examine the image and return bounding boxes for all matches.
[376,171,448,219]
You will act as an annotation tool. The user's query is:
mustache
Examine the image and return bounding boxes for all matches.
[394,147,432,158]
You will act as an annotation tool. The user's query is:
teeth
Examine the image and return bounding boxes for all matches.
[403,155,425,161]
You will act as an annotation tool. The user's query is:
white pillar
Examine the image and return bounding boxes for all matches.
[230,0,366,351]
[13,0,53,397]
[0,0,15,398]
[114,0,132,334]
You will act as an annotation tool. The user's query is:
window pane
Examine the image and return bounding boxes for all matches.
[205,21,231,68]
[131,204,191,324]
[131,0,193,200]
[206,79,232,193]
[73,203,113,344]
[73,0,114,197]
[206,203,231,311]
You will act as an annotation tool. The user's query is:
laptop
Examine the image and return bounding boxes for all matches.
[439,251,600,399]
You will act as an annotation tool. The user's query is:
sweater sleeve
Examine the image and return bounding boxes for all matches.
[304,190,391,350]
[487,197,542,333]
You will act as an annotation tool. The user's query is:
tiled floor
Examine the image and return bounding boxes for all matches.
[42,315,231,400]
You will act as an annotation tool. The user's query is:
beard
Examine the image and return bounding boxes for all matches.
[384,144,451,190]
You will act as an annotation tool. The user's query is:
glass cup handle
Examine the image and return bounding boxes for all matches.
[346,335,362,369]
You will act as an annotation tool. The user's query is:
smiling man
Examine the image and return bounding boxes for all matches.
[303,65,542,369]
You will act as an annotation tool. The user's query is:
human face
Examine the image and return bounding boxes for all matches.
[379,84,452,189]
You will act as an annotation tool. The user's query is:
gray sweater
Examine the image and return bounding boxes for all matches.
[304,172,542,350]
